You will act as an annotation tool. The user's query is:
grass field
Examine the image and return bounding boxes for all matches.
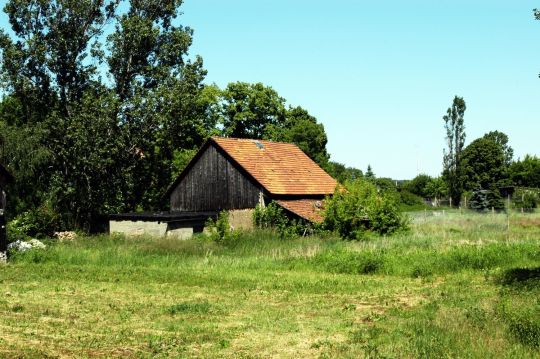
[1,211,540,358]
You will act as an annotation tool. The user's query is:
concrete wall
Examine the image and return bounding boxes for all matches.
[229,209,255,231]
[110,220,168,237]
[110,209,254,239]
[110,220,206,240]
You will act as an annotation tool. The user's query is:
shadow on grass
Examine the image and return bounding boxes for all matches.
[498,267,540,287]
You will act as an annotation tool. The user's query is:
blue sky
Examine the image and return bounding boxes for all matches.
[0,1,538,179]
[179,0,540,179]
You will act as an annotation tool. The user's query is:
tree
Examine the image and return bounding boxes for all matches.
[326,161,363,183]
[482,131,513,167]
[323,179,407,239]
[424,177,447,206]
[365,165,375,180]
[403,174,432,198]
[461,137,507,191]
[219,82,286,139]
[510,155,540,188]
[218,83,330,168]
[280,106,330,167]
[0,0,210,229]
[442,96,466,206]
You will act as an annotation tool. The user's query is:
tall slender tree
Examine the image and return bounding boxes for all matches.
[442,96,466,207]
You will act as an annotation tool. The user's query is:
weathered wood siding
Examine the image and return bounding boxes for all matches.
[170,144,261,212]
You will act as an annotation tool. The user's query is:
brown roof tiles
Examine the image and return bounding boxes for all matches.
[276,199,325,223]
[212,137,337,196]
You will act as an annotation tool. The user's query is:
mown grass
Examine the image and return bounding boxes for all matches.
[0,211,539,358]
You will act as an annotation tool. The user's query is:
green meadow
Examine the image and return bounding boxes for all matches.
[1,211,540,358]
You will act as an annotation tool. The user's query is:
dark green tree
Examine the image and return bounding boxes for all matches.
[510,155,540,188]
[482,131,513,167]
[442,96,466,206]
[461,137,507,191]
[365,165,375,180]
[218,83,330,168]
[326,161,363,183]
[0,0,211,229]
[219,82,287,139]
[280,106,330,167]
[403,174,432,198]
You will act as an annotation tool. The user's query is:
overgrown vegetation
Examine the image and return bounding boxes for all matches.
[253,202,311,238]
[1,212,539,357]
[323,179,408,239]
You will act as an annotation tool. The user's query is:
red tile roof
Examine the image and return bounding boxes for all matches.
[276,199,326,223]
[212,137,337,196]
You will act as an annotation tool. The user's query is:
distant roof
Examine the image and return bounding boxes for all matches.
[211,137,337,196]
[276,199,325,223]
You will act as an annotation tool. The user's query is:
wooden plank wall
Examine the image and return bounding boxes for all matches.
[170,145,261,212]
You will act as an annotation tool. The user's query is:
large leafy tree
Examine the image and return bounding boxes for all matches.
[442,96,466,206]
[218,82,331,167]
[482,131,513,167]
[0,0,210,229]
[510,155,540,188]
[220,82,287,139]
[275,106,330,167]
[461,137,508,191]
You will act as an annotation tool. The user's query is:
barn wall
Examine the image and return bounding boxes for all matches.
[170,145,261,212]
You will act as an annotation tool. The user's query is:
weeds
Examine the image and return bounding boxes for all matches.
[1,211,540,357]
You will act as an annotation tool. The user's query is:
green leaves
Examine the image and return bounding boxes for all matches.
[323,179,408,240]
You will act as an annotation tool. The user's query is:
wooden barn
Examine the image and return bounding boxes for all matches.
[0,163,14,255]
[110,137,338,238]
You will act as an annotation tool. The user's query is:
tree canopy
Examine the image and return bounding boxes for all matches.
[461,137,508,191]
[0,1,333,231]
[442,96,466,206]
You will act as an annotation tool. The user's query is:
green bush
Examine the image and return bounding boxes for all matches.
[323,179,408,239]
[469,187,505,211]
[253,202,310,239]
[7,202,62,240]
[205,211,239,244]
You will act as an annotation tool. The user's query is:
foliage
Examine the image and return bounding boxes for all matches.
[442,96,466,206]
[205,211,239,244]
[468,187,505,211]
[398,190,426,210]
[0,0,214,230]
[323,179,408,239]
[424,177,448,204]
[483,131,514,167]
[253,202,287,229]
[219,82,287,139]
[325,161,363,183]
[218,82,330,168]
[510,155,540,188]
[7,201,62,240]
[365,165,375,179]
[402,174,432,198]
[253,202,310,238]
[461,137,508,191]
[513,189,539,210]
[279,106,330,167]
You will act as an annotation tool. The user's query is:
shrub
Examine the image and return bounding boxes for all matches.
[253,202,310,239]
[205,211,239,244]
[323,179,408,239]
[7,201,62,240]
[469,187,505,211]
[253,202,288,229]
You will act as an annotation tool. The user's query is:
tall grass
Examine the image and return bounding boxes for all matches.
[2,211,540,357]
